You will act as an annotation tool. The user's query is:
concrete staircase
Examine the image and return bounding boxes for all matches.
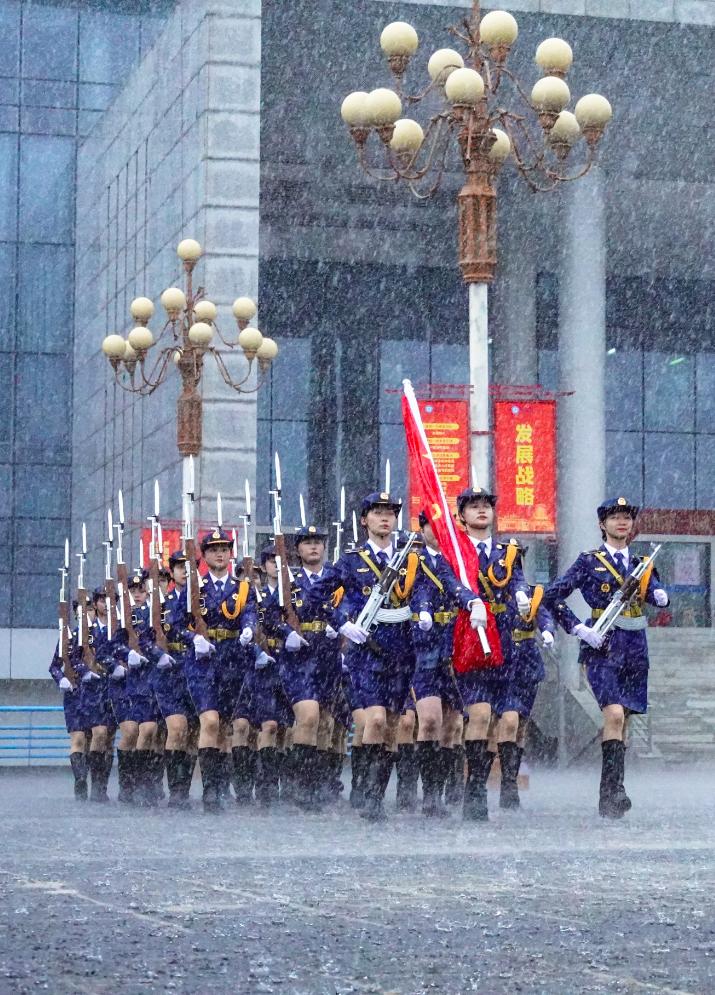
[646,628,715,763]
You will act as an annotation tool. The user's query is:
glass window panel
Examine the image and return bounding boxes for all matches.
[21,107,76,136]
[256,418,271,526]
[605,350,642,430]
[0,78,19,104]
[0,353,12,452]
[270,421,307,527]
[379,423,407,502]
[0,244,16,347]
[19,136,74,243]
[537,349,558,391]
[380,339,429,424]
[0,465,11,517]
[0,2,20,79]
[14,355,71,461]
[632,540,711,628]
[18,245,73,352]
[14,465,70,518]
[0,573,9,626]
[266,339,310,421]
[696,435,715,510]
[79,82,115,111]
[78,110,104,138]
[12,572,57,627]
[22,80,76,108]
[696,353,715,434]
[14,517,67,545]
[0,134,18,239]
[643,352,694,432]
[0,105,19,131]
[431,341,469,387]
[80,11,140,85]
[605,431,643,505]
[0,519,10,547]
[644,432,694,509]
[22,6,78,81]
[15,544,65,575]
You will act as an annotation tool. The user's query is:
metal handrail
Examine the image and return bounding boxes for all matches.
[0,705,66,766]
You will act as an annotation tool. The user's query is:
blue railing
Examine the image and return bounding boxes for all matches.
[0,706,67,765]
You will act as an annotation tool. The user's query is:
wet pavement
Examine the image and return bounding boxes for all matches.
[1,764,714,994]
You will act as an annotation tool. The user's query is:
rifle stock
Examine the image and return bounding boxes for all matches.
[116,562,140,651]
[185,536,209,637]
[149,559,169,652]
[58,599,78,686]
[273,533,301,632]
[76,585,104,675]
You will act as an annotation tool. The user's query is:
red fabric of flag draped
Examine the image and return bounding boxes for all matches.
[401,380,503,671]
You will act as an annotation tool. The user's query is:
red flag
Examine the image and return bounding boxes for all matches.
[401,380,502,671]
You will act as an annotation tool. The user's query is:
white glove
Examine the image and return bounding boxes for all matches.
[574,623,604,650]
[81,671,100,683]
[325,624,339,640]
[111,665,126,680]
[157,653,175,670]
[285,630,309,652]
[515,590,531,616]
[541,630,554,648]
[59,677,73,691]
[339,621,368,645]
[127,649,147,669]
[255,651,275,669]
[193,634,215,657]
[468,598,487,629]
[653,588,668,607]
[418,611,433,632]
[239,626,253,647]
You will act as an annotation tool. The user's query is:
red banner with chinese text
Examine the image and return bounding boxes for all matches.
[408,398,470,528]
[493,400,557,534]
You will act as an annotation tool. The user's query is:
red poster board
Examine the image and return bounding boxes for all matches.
[493,399,557,534]
[140,528,183,570]
[408,398,470,528]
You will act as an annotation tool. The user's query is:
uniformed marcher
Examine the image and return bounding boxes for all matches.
[453,487,530,822]
[280,525,342,810]
[73,589,116,802]
[409,513,471,818]
[49,605,88,800]
[495,580,555,809]
[182,528,257,812]
[542,497,668,818]
[157,550,199,808]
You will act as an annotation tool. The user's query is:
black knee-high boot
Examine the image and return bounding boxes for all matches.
[231,746,254,805]
[199,747,222,812]
[395,743,419,811]
[134,750,157,807]
[349,746,366,809]
[116,750,134,804]
[292,743,321,811]
[463,740,493,821]
[417,741,450,818]
[165,750,191,809]
[445,745,465,806]
[70,752,88,801]
[498,741,521,809]
[256,747,280,806]
[599,739,631,819]
[361,745,394,823]
[88,750,109,802]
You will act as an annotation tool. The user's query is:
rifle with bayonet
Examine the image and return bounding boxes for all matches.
[240,478,254,580]
[355,532,419,635]
[271,452,301,633]
[183,455,209,638]
[148,480,169,653]
[591,543,663,639]
[115,490,140,652]
[76,523,103,674]
[332,486,345,564]
[58,537,78,686]
[103,508,118,641]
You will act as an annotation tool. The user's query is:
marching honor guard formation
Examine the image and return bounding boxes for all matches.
[50,440,669,824]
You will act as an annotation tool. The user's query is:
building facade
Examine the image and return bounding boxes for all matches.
[1,0,713,757]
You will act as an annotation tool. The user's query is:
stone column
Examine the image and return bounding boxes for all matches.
[492,198,537,387]
[557,167,606,686]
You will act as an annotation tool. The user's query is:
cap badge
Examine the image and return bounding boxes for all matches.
[617,497,627,506]
[380,492,389,501]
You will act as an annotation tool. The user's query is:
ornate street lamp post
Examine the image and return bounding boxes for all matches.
[101,237,277,493]
[341,2,612,484]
